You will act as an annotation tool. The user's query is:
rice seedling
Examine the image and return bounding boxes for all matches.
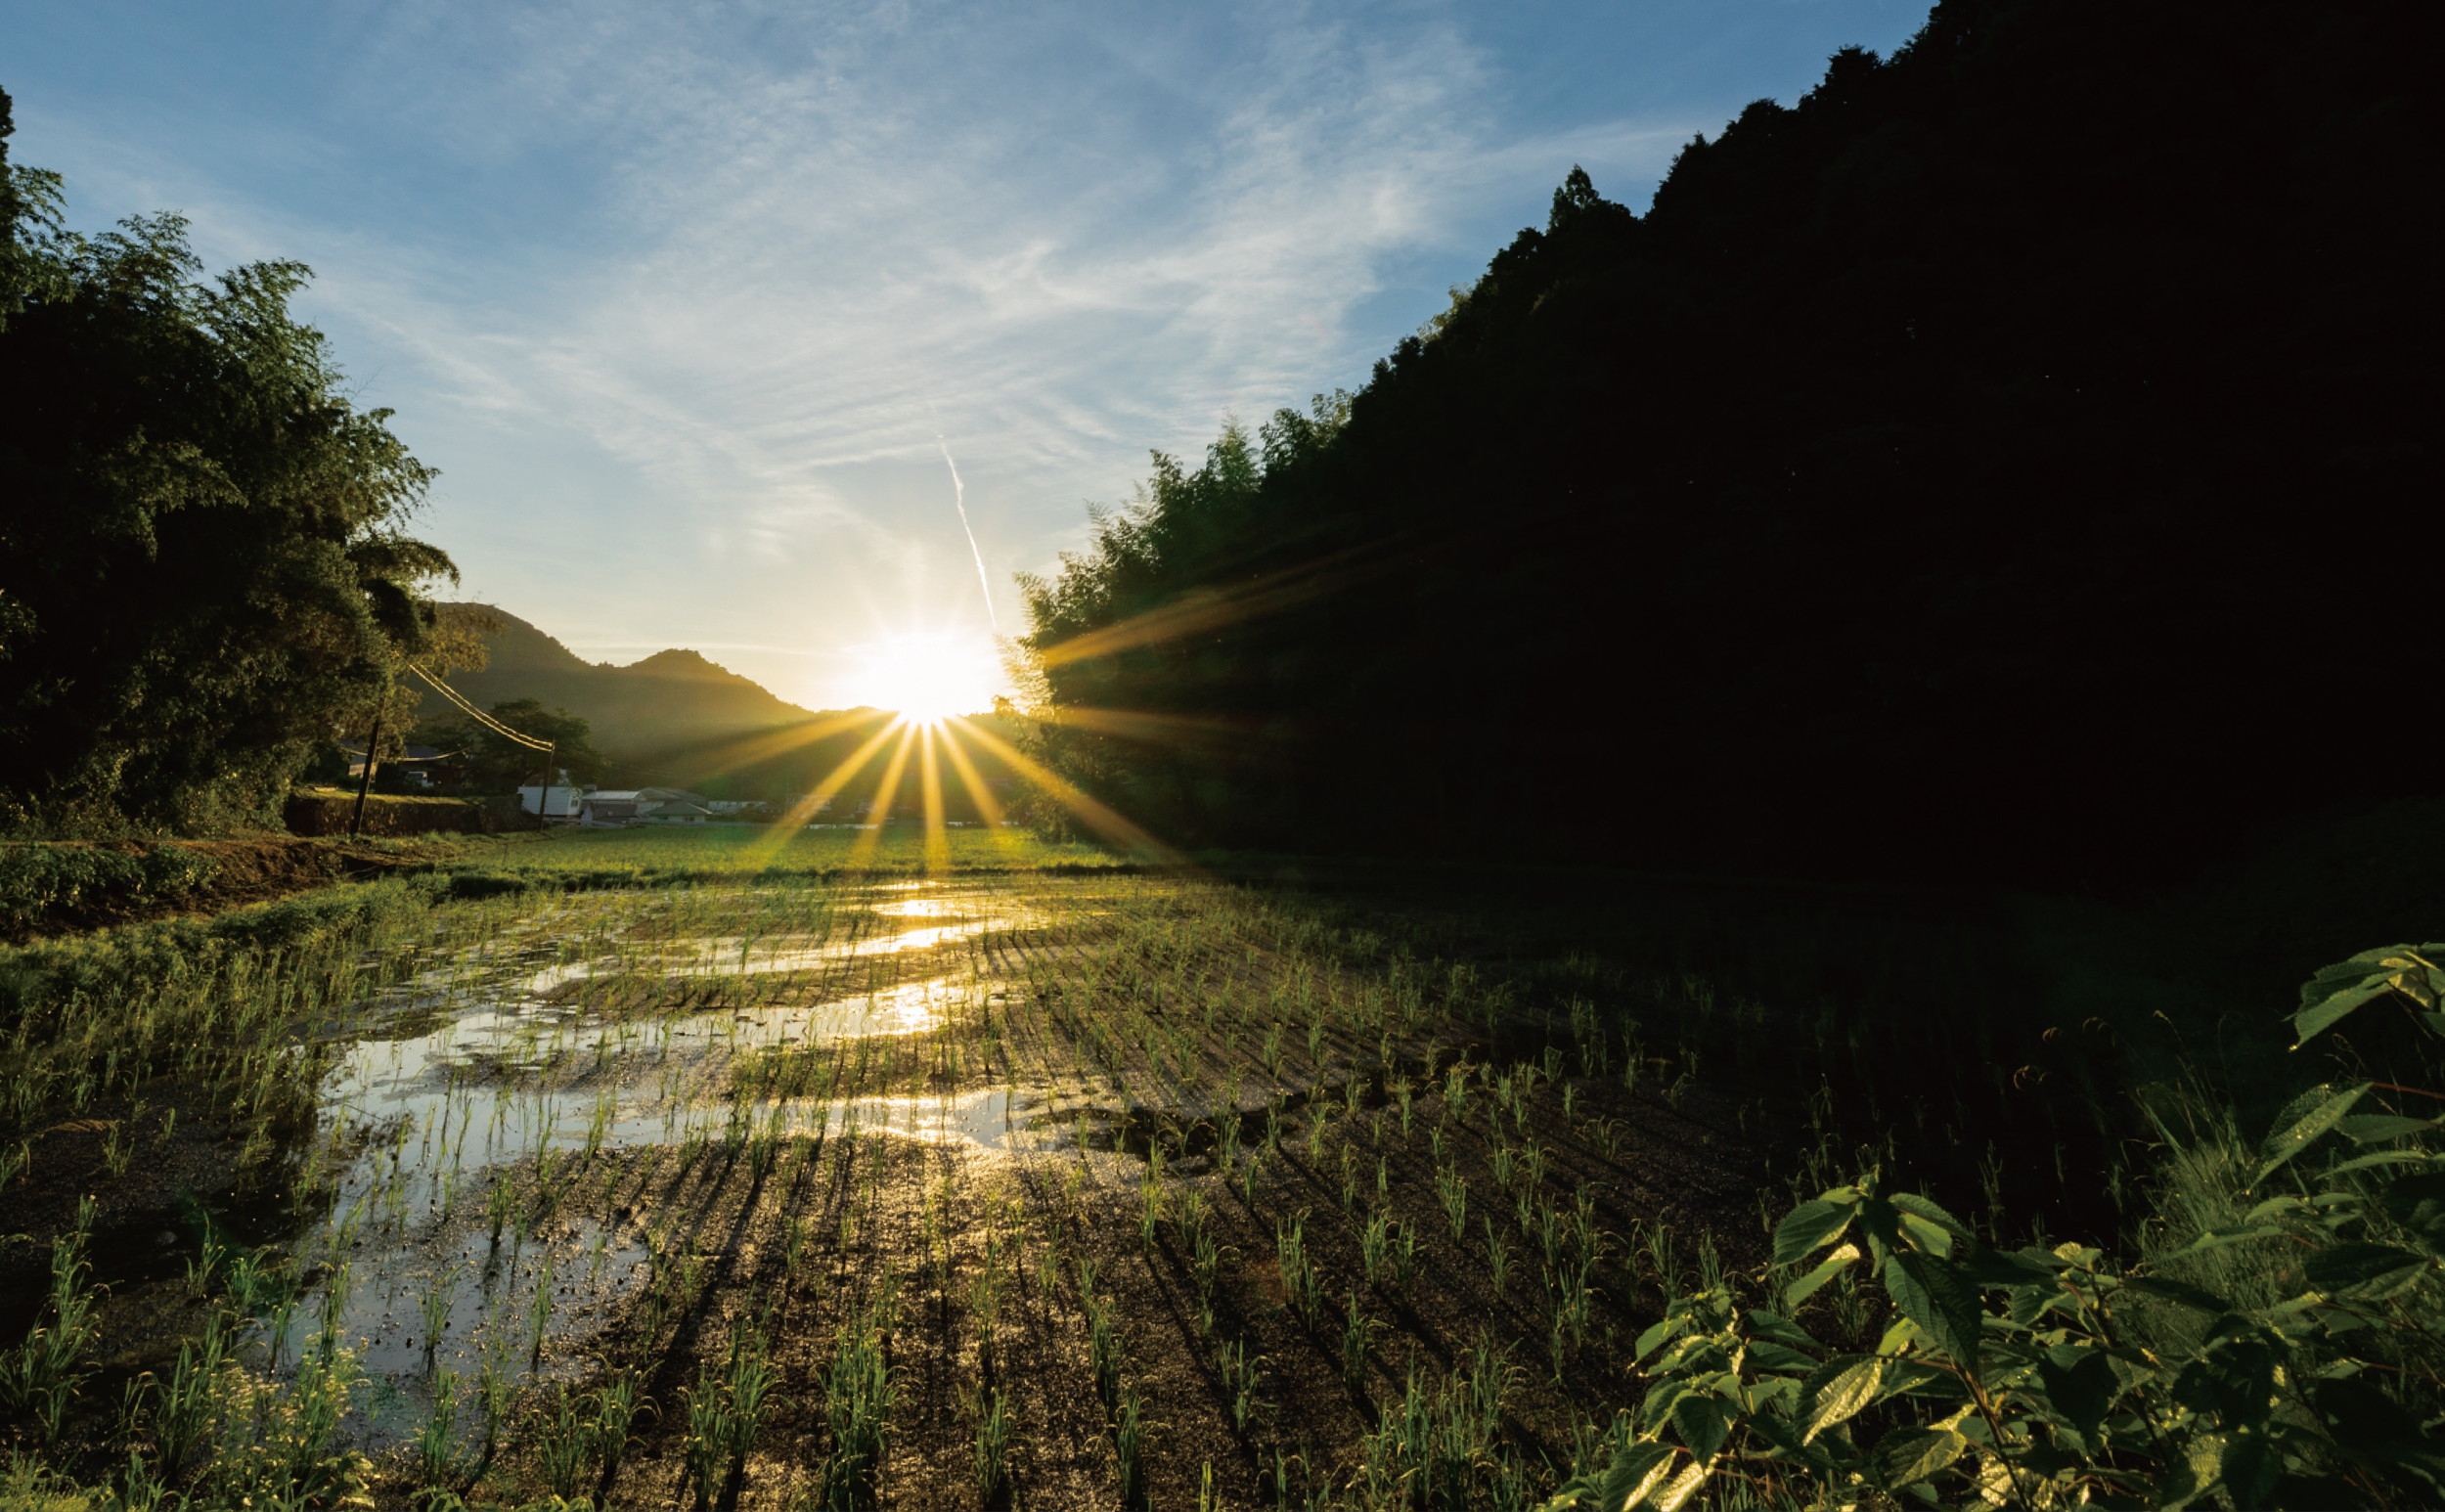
[1436,1161,1467,1239]
[1477,1213,1516,1291]
[0,1209,100,1441]
[1082,1260,1123,1408]
[526,1257,556,1368]
[1339,1292,1377,1392]
[1643,1221,1678,1305]
[973,1384,1014,1502]
[1216,1336,1261,1435]
[536,1379,598,1499]
[150,1310,231,1479]
[1113,1385,1149,1507]
[485,1174,514,1250]
[819,1279,898,1511]
[1275,1210,1321,1328]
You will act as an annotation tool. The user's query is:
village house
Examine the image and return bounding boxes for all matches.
[577,786,721,825]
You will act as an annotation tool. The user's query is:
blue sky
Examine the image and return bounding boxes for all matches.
[4,0,1926,711]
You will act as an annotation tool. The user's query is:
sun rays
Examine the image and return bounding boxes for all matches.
[724,707,1178,873]
[709,556,1362,873]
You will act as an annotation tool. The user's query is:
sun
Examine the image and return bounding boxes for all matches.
[843,631,1002,724]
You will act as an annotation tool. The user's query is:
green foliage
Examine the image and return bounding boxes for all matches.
[1543,943,2445,1512]
[0,86,452,837]
[0,843,219,938]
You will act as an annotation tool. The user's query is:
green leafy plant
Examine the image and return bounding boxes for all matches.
[1543,943,2445,1512]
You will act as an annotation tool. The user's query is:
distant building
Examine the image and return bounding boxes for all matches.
[578,786,718,825]
[518,781,587,818]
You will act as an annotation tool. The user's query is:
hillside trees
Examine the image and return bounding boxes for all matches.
[1016,0,2439,882]
[417,698,610,794]
[0,87,456,836]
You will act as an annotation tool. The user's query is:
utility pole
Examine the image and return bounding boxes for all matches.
[348,704,383,837]
[532,741,557,818]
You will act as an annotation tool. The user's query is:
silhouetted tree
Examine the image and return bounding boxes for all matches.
[0,87,454,835]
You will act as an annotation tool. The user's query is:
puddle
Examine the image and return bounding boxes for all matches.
[180,882,1063,1427]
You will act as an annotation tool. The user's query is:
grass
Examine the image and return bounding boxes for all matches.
[0,816,2434,1507]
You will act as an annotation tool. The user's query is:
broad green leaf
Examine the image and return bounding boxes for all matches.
[1648,1462,1711,1512]
[2034,1349,2117,1445]
[2122,1275,2234,1313]
[1749,1375,1801,1413]
[1875,1361,1965,1402]
[2003,1283,2056,1327]
[1960,1249,2055,1286]
[1749,1342,1817,1375]
[1641,1381,1691,1436]
[2292,982,2392,1045]
[1890,1192,1976,1247]
[1633,1318,1674,1363]
[1883,1251,1983,1368]
[2255,1084,2369,1183]
[2304,1241,2428,1300]
[2337,1113,2438,1143]
[1782,1243,1859,1311]
[1800,1356,1885,1445]
[1745,1411,1837,1474]
[1868,1425,1969,1490]
[1745,1310,1825,1352]
[1875,1316,1924,1355]
[2330,1150,2437,1175]
[1670,1393,1731,1462]
[1772,1199,1855,1266]
[2295,945,2445,1044]
[2172,1223,2286,1257]
[1591,1442,1676,1512]
[1898,1213,1955,1258]
[1855,1194,1905,1260]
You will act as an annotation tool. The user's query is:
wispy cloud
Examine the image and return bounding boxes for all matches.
[21,0,1706,704]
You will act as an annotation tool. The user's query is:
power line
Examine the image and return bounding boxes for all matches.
[407,663,555,751]
[409,664,542,746]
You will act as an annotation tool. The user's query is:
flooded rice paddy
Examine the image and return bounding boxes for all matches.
[2,866,1759,1509]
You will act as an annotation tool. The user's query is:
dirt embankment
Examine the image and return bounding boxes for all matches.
[0,831,519,943]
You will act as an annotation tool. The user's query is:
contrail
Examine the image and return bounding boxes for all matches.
[939,438,999,634]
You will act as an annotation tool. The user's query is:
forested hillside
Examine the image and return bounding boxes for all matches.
[1020,0,2437,884]
[418,605,824,755]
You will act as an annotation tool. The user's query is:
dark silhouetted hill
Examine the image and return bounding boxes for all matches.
[1019,0,2438,888]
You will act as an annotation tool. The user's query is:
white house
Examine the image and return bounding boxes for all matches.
[578,786,718,825]
[517,779,587,818]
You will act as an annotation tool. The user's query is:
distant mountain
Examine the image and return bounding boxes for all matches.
[414,606,1025,810]
[417,605,854,757]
